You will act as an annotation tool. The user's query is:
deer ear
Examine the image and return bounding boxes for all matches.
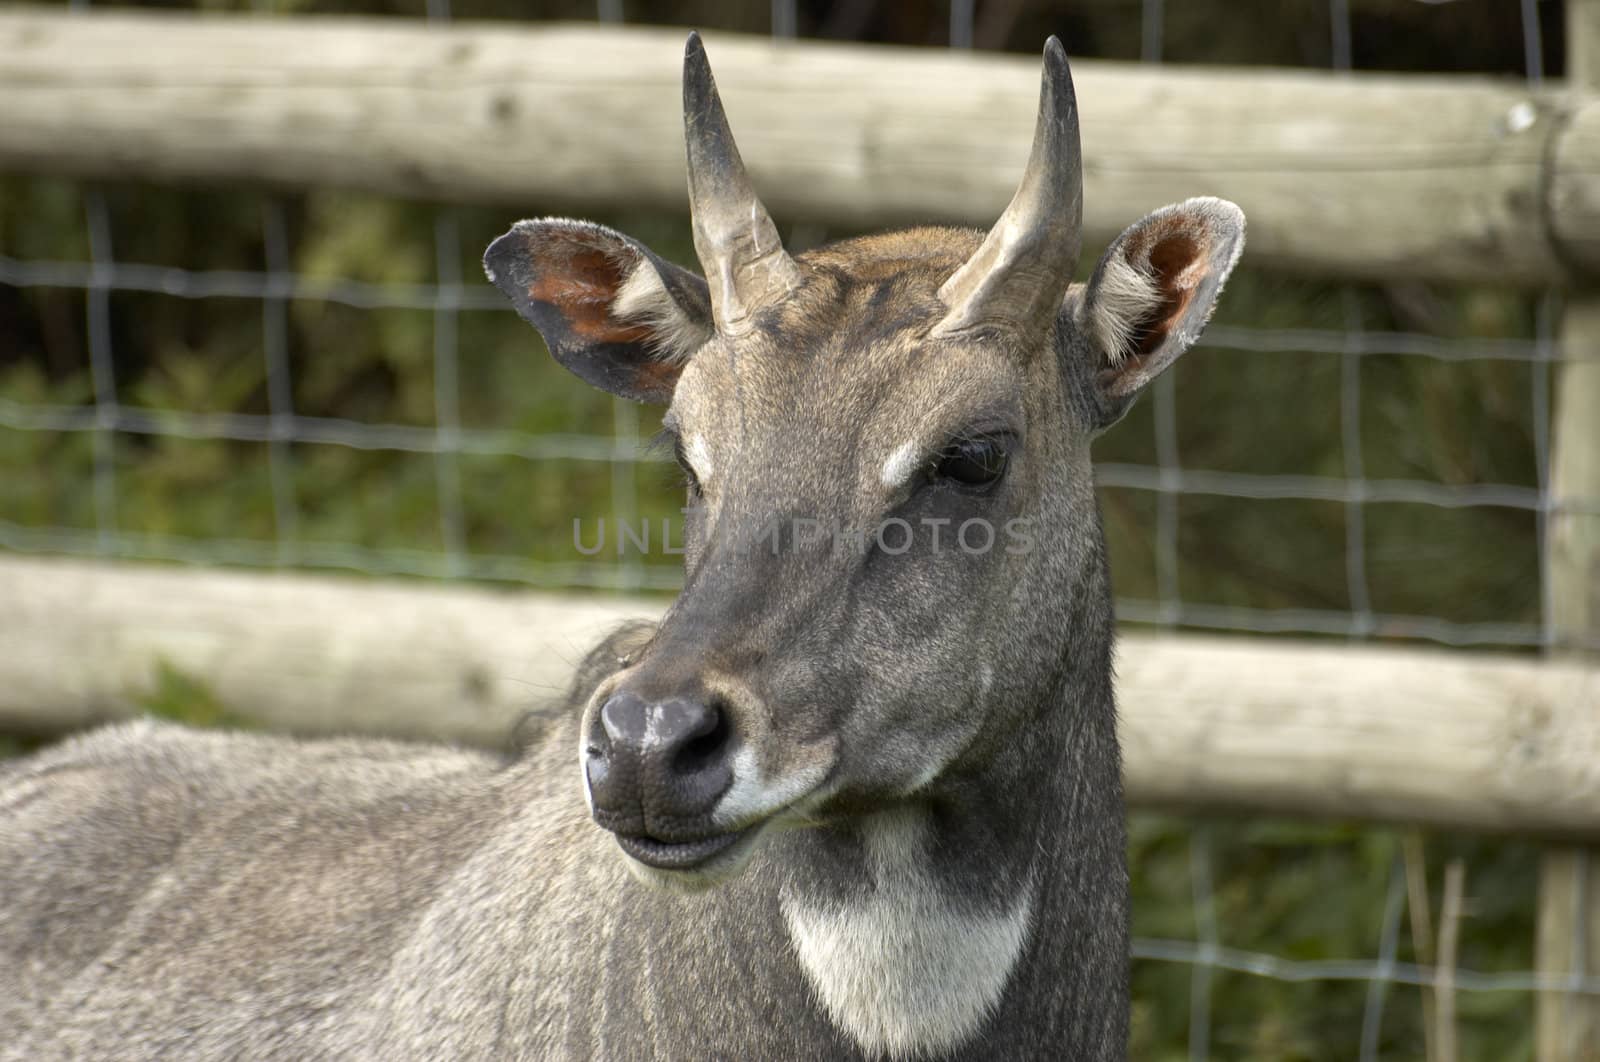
[1075,197,1245,430]
[484,219,713,404]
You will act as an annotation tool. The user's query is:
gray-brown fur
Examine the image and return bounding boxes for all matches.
[0,33,1244,1060]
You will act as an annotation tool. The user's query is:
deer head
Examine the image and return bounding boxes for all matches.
[485,33,1243,890]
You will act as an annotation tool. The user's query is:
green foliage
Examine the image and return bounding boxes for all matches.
[136,659,251,730]
[1128,817,1541,1061]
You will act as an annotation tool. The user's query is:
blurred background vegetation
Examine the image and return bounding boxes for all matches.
[0,0,1575,1058]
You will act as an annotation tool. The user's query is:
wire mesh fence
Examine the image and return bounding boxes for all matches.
[0,1,1590,646]
[0,0,1596,1058]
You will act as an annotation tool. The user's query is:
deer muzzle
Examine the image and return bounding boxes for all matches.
[583,688,745,870]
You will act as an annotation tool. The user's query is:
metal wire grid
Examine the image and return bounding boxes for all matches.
[1,252,1583,612]
[1142,3,1595,1059]
[1,0,1596,1056]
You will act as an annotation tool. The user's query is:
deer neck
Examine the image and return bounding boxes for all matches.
[772,612,1119,1060]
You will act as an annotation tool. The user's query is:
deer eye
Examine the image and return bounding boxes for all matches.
[933,435,1010,489]
[671,436,703,496]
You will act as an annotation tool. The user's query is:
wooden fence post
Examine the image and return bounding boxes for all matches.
[1535,4,1600,1059]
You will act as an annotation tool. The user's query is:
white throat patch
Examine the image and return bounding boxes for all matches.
[781,810,1035,1059]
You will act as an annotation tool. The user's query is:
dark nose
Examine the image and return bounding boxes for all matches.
[585,690,734,835]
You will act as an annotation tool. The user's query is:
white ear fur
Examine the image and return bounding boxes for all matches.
[1081,255,1160,367]
[612,258,714,363]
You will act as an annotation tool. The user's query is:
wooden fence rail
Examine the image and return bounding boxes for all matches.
[1,8,1599,287]
[2,555,1596,840]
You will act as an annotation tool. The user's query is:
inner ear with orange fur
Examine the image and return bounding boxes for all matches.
[1074,197,1246,431]
[484,219,713,404]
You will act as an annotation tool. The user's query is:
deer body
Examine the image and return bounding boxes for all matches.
[0,34,1242,1061]
[0,609,1120,1059]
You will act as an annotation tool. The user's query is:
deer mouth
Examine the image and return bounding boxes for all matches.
[614,827,753,871]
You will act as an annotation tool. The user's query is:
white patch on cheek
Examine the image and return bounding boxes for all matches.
[978,663,994,697]
[687,434,714,485]
[880,441,919,489]
[714,747,830,829]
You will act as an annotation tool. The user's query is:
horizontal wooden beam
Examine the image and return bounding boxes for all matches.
[0,555,648,751]
[2,556,1596,839]
[0,9,1597,287]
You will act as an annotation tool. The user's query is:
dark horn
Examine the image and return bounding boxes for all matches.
[934,37,1083,337]
[683,31,801,332]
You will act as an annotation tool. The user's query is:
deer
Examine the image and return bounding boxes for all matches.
[0,33,1243,1061]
